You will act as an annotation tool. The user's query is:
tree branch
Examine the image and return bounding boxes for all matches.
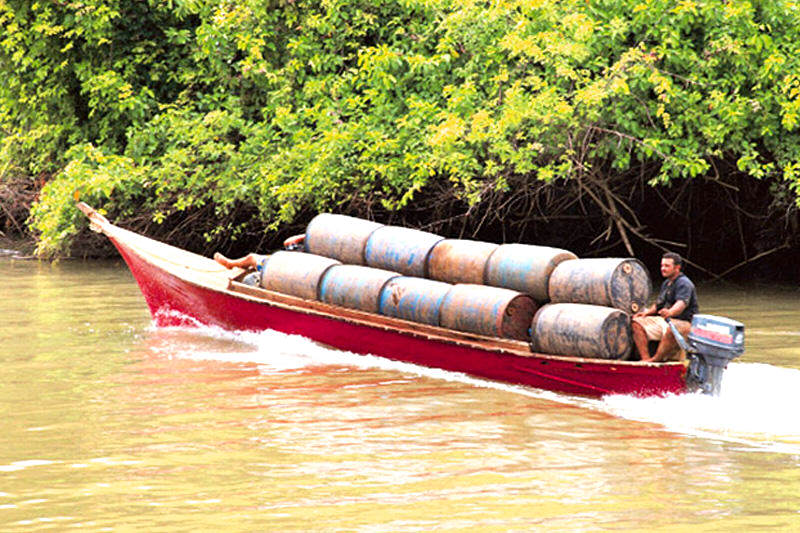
[711,242,792,281]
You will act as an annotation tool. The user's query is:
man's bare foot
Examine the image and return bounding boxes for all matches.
[214,252,234,269]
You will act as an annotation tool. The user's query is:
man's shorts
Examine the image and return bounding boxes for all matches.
[633,316,691,341]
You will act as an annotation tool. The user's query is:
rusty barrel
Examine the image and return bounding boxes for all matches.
[305,213,384,265]
[428,239,500,285]
[378,276,452,326]
[530,303,632,360]
[439,284,537,340]
[260,251,341,300]
[365,226,444,277]
[318,264,400,313]
[548,258,651,314]
[484,244,577,302]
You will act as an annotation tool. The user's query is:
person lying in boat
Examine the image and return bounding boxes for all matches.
[214,252,266,286]
[213,235,305,285]
[631,252,699,363]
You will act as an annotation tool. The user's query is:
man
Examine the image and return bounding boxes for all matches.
[213,235,303,286]
[631,252,699,362]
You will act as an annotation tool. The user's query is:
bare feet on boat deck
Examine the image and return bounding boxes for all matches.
[214,252,235,269]
[214,252,263,270]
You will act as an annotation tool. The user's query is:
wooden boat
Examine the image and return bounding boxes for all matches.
[78,203,689,398]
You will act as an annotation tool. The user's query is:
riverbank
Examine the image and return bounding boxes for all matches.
[4,202,799,283]
[0,235,35,259]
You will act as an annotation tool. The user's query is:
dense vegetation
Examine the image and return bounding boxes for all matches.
[2,0,799,279]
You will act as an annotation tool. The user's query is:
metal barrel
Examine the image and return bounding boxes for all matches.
[548,258,651,314]
[427,239,500,285]
[484,244,577,302]
[365,226,444,277]
[439,284,537,340]
[530,303,632,360]
[318,264,400,313]
[261,251,341,300]
[305,213,384,265]
[378,276,452,326]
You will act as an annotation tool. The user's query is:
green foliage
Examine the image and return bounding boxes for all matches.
[2,0,800,256]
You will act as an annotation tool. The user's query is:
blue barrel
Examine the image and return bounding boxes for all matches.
[305,213,384,265]
[439,284,537,340]
[260,251,340,300]
[378,276,452,326]
[427,239,500,284]
[484,244,577,302]
[365,226,444,277]
[318,265,400,313]
[548,258,651,314]
[530,303,631,359]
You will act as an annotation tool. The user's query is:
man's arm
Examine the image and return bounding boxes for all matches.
[657,300,687,319]
[634,302,657,318]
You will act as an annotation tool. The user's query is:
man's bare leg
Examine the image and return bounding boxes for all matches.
[213,252,263,270]
[657,321,691,362]
[649,329,680,362]
[650,320,690,362]
[631,320,651,361]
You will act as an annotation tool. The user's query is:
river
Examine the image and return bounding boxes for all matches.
[1,258,799,531]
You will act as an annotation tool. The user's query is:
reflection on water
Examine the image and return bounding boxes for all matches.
[2,259,800,531]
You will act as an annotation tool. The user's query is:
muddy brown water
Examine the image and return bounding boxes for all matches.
[2,258,799,530]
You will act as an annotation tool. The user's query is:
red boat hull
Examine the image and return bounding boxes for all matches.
[110,234,687,398]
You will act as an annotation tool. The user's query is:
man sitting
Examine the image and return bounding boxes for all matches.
[632,252,699,362]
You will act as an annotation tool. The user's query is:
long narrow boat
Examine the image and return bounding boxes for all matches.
[78,203,690,398]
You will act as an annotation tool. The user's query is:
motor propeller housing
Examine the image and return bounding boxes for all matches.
[671,314,745,395]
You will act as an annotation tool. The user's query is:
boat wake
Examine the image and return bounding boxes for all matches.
[144,321,800,455]
[596,363,800,454]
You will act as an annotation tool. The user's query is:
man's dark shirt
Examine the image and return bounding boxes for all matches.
[656,273,698,322]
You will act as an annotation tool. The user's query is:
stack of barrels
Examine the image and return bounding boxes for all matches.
[259,214,651,360]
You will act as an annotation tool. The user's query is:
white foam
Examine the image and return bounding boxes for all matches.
[0,460,57,472]
[149,319,800,454]
[148,320,575,403]
[597,362,800,453]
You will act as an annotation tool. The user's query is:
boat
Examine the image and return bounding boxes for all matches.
[77,203,742,398]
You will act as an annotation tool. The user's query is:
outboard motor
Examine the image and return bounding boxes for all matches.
[667,314,745,395]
